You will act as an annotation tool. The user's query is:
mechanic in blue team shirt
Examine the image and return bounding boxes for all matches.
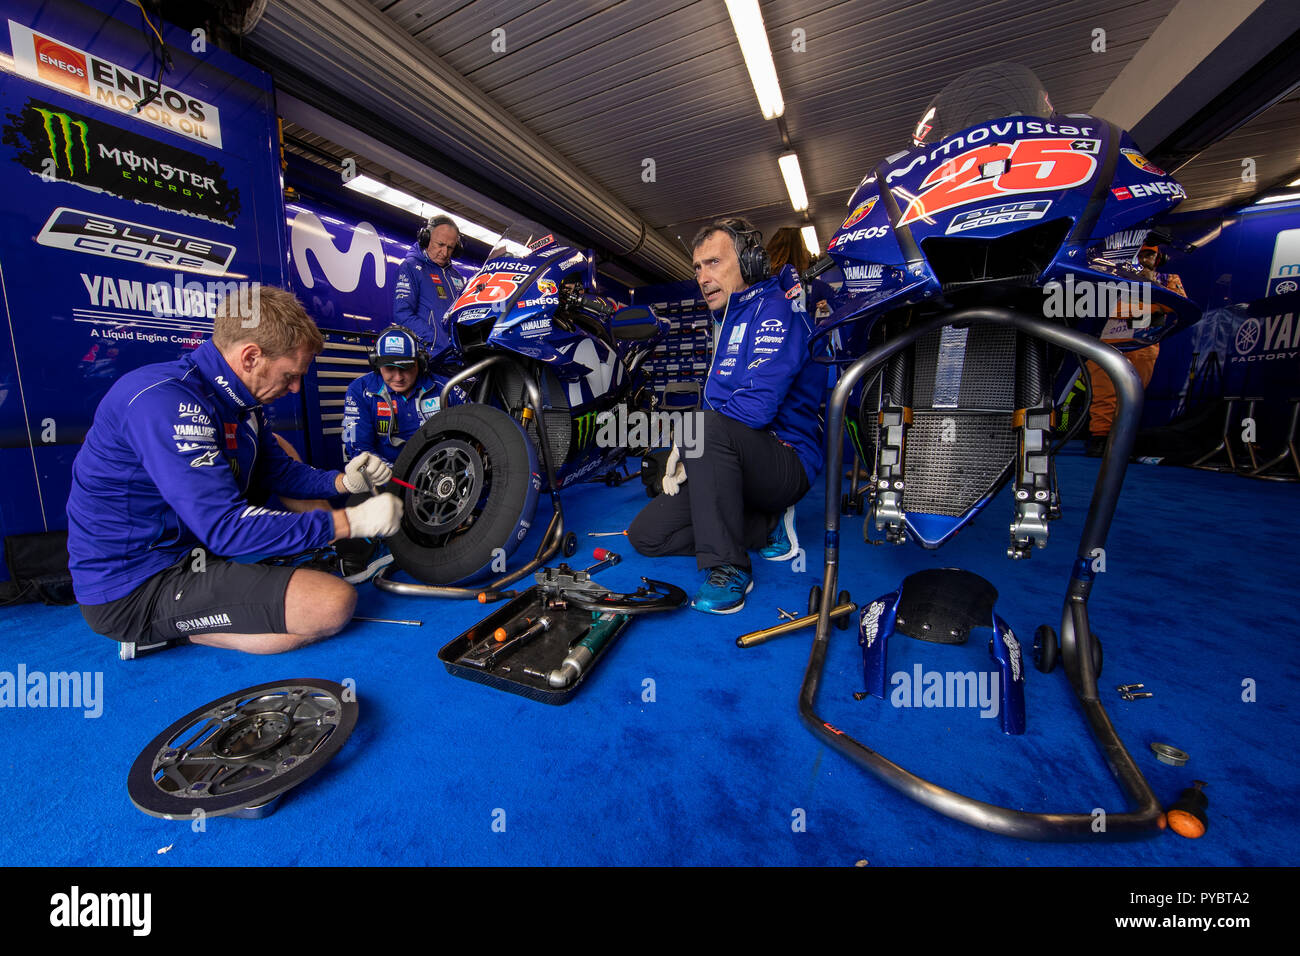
[628,218,826,614]
[341,326,468,466]
[67,286,404,657]
[393,214,467,366]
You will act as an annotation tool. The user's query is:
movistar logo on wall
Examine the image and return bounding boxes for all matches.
[289,209,386,293]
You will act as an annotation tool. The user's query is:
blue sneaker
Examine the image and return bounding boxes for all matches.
[760,506,799,561]
[691,564,753,614]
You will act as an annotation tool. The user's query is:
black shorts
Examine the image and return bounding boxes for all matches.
[80,555,298,644]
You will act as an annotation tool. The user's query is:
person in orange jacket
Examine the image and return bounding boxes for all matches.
[1085,242,1185,456]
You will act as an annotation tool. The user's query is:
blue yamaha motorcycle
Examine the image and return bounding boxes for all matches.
[796,64,1203,840]
[381,226,666,588]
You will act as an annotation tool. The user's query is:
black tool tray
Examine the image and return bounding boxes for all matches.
[438,587,631,704]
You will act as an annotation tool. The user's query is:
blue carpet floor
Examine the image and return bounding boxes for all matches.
[0,449,1296,866]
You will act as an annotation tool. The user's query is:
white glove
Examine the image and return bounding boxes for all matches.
[661,444,687,496]
[342,452,393,494]
[344,494,404,538]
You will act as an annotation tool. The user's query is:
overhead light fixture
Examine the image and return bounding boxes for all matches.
[801,224,820,257]
[778,152,808,211]
[343,173,523,253]
[1253,193,1300,205]
[1288,175,1300,187]
[725,0,784,120]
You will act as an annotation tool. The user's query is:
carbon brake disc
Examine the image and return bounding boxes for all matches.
[127,679,358,820]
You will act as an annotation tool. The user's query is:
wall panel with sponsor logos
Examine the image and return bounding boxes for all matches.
[1143,200,1300,431]
[0,0,286,579]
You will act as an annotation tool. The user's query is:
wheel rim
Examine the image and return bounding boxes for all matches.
[127,680,356,818]
[407,437,486,536]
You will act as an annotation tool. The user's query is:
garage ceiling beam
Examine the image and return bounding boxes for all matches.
[247,0,691,280]
[1091,0,1300,155]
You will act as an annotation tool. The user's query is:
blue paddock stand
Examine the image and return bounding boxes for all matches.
[859,568,1026,736]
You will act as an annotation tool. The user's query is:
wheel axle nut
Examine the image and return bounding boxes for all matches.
[1150,742,1188,767]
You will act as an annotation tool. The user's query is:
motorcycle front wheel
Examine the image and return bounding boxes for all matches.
[387,404,540,585]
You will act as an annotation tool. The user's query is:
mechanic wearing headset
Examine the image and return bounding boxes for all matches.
[394,214,467,366]
[67,286,403,658]
[341,326,469,465]
[628,218,826,614]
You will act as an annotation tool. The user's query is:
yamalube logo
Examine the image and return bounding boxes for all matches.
[50,886,151,936]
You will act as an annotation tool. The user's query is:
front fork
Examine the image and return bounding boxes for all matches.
[1009,335,1055,559]
[872,350,912,544]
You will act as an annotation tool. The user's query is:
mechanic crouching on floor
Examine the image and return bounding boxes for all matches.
[67,286,403,657]
[628,218,825,614]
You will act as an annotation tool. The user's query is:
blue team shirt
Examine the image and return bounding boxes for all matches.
[66,340,341,604]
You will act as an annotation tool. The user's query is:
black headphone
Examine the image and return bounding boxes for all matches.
[368,325,428,376]
[715,218,770,286]
[1139,244,1168,269]
[417,214,461,255]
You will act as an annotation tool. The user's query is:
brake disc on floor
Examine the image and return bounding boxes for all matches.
[127,678,358,820]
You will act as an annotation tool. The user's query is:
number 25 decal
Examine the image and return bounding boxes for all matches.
[451,271,529,311]
[898,138,1097,228]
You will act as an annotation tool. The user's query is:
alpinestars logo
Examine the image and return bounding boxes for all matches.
[190,449,220,467]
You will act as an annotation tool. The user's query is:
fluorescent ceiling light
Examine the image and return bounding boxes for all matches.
[1288,175,1300,187]
[344,174,526,253]
[778,152,808,211]
[725,0,784,120]
[801,224,820,257]
[1253,193,1300,205]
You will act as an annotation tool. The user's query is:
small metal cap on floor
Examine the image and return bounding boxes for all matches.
[1150,742,1189,766]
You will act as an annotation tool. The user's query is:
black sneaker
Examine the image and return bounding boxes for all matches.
[335,538,394,584]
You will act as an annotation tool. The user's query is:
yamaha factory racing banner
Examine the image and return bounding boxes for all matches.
[0,0,286,570]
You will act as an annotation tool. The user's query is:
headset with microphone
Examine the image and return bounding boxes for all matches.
[368,325,428,377]
[714,218,770,286]
[1138,242,1167,269]
[417,214,461,256]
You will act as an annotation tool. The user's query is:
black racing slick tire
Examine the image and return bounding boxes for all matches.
[387,404,540,585]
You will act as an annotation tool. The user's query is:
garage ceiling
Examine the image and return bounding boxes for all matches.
[239,0,1300,282]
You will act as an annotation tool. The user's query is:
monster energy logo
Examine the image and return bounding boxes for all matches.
[574,411,600,448]
[845,418,867,462]
[34,108,90,176]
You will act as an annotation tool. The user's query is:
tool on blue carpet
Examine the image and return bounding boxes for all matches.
[479,550,621,603]
[585,548,621,574]
[776,607,798,621]
[462,616,552,670]
[540,611,623,688]
[1118,683,1152,700]
[352,616,422,626]
[587,530,627,537]
[737,587,855,647]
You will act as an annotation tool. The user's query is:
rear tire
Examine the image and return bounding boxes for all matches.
[387,405,540,585]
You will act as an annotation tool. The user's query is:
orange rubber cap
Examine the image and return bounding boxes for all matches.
[1166,810,1206,839]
